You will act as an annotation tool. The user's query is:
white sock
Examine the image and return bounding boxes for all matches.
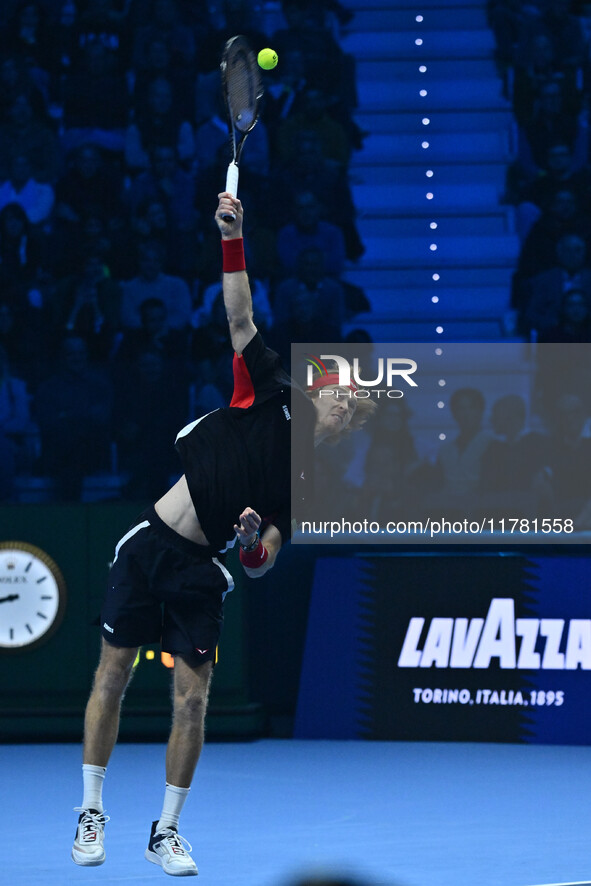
[82,764,106,812]
[156,784,190,832]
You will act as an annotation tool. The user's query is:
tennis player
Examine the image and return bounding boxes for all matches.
[71,192,374,877]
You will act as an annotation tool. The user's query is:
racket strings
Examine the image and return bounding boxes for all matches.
[224,48,260,132]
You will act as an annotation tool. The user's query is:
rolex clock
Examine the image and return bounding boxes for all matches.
[0,541,67,652]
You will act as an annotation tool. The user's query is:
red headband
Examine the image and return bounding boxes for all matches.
[307,372,358,392]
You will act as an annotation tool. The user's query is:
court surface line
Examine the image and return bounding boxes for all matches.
[526,881,591,885]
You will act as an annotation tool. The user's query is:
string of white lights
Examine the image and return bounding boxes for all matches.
[415,12,448,442]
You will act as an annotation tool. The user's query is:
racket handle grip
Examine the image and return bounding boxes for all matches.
[225,162,239,197]
[222,162,239,221]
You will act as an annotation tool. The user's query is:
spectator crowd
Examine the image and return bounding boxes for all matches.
[0,0,367,501]
[489,0,591,341]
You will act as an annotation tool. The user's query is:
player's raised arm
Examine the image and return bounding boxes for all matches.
[215,192,257,355]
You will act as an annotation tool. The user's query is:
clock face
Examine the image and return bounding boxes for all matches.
[0,542,67,651]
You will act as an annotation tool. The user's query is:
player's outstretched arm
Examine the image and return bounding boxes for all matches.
[215,192,257,356]
[234,507,282,578]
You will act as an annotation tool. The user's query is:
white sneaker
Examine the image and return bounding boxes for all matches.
[145,821,198,877]
[72,807,110,866]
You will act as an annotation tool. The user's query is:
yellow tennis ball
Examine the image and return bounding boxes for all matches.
[258,48,278,70]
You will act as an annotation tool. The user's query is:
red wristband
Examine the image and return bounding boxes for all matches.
[239,539,269,568]
[222,237,246,273]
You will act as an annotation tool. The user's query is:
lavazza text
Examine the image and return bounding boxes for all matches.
[398,598,591,670]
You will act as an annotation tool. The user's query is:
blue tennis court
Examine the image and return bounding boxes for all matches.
[4,738,591,886]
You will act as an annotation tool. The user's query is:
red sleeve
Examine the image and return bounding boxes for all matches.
[229,352,255,409]
[229,332,287,409]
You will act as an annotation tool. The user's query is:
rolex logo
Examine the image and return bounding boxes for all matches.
[5,560,15,570]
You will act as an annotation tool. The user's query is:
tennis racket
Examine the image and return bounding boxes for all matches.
[220,35,264,221]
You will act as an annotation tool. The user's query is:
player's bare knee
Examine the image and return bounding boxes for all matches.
[173,687,208,725]
[94,645,137,697]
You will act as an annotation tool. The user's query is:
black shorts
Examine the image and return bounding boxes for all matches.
[100,505,234,666]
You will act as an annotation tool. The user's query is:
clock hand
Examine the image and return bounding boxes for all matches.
[0,594,20,603]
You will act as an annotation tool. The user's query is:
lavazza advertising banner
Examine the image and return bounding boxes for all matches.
[294,553,591,745]
[291,343,591,744]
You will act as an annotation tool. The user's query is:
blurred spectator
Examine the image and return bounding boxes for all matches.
[516,187,591,280]
[514,0,587,72]
[0,90,61,183]
[113,345,188,499]
[488,0,529,67]
[0,2,58,98]
[50,0,80,88]
[277,190,346,279]
[418,387,493,519]
[270,246,345,360]
[0,297,49,390]
[517,233,591,335]
[519,80,589,176]
[49,206,134,280]
[33,334,114,500]
[49,247,122,361]
[127,143,197,235]
[62,41,130,154]
[272,1,356,115]
[130,196,195,280]
[511,34,577,126]
[124,75,195,173]
[438,387,492,495]
[199,0,268,72]
[537,288,591,341]
[358,399,419,524]
[70,0,131,76]
[517,93,589,190]
[0,153,54,225]
[263,46,309,153]
[131,0,196,74]
[0,201,47,293]
[113,295,189,370]
[288,0,355,27]
[54,142,125,228]
[215,0,266,34]
[533,390,591,523]
[0,343,38,494]
[170,0,212,34]
[188,290,233,404]
[120,238,192,329]
[276,88,352,170]
[0,54,42,121]
[536,340,591,417]
[269,129,364,261]
[480,393,549,515]
[512,142,591,242]
[131,34,196,121]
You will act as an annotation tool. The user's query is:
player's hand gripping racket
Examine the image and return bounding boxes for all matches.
[220,35,264,221]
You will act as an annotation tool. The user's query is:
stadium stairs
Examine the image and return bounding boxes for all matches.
[341,0,520,342]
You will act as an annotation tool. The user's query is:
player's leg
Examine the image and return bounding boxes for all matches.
[83,638,139,766]
[72,639,138,866]
[142,517,228,875]
[167,655,213,787]
[72,511,159,866]
[145,656,212,877]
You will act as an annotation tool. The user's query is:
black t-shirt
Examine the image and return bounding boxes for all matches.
[175,332,315,552]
